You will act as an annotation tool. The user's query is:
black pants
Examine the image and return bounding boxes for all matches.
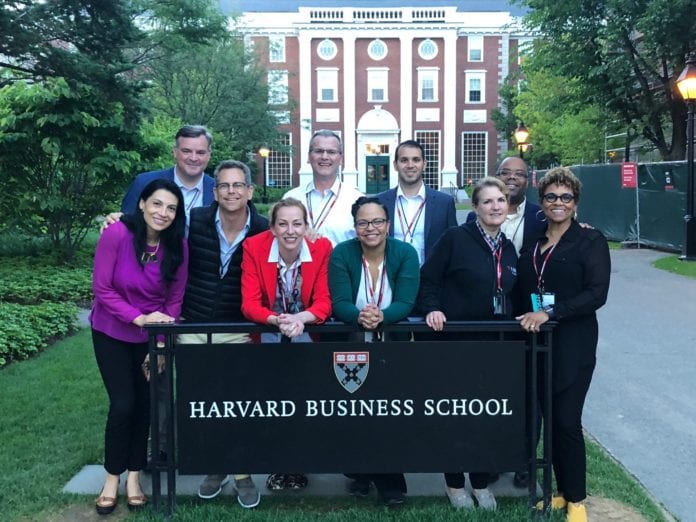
[444,472,488,490]
[93,329,150,475]
[542,363,594,503]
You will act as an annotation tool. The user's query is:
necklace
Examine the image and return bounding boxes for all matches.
[141,239,160,264]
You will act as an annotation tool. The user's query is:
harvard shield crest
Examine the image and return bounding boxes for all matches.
[333,351,369,393]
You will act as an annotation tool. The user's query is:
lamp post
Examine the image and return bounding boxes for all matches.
[514,121,530,159]
[258,146,270,204]
[676,55,696,260]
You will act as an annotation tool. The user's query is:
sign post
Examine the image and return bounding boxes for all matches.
[622,162,640,247]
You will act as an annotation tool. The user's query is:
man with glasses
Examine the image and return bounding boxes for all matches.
[283,129,363,246]
[181,159,268,507]
[377,139,457,266]
[467,156,544,256]
[121,125,215,218]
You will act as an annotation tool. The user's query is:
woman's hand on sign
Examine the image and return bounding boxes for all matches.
[425,310,447,331]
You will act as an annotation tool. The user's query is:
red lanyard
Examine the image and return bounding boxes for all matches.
[492,244,503,291]
[532,241,558,293]
[396,196,426,243]
[306,183,342,230]
[277,264,299,313]
[361,256,387,307]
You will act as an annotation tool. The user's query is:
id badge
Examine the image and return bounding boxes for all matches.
[493,290,507,316]
[531,292,555,312]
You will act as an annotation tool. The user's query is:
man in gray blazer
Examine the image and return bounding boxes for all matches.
[377,139,457,266]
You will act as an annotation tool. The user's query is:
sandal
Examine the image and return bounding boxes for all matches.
[125,480,148,511]
[95,479,119,515]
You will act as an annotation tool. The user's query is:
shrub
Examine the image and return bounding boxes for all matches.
[0,302,79,367]
[0,261,92,306]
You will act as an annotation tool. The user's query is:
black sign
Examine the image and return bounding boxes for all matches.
[175,340,526,474]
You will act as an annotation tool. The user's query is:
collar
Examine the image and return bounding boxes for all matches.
[306,176,341,196]
[268,237,313,264]
[396,182,426,200]
[507,198,527,220]
[173,167,205,192]
[215,205,251,230]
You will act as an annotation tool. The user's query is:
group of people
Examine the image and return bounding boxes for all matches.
[90,125,610,522]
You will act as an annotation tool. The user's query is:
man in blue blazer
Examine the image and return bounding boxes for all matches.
[377,140,457,266]
[120,125,216,217]
[466,156,545,256]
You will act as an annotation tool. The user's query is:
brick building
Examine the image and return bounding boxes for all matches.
[220,0,530,192]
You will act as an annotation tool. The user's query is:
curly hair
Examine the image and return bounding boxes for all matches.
[537,167,582,202]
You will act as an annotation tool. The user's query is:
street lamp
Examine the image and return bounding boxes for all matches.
[514,121,530,159]
[258,146,271,204]
[676,55,696,260]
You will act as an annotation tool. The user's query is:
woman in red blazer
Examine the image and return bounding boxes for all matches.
[241,197,332,339]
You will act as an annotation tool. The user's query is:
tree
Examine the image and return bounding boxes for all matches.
[0,79,140,260]
[521,0,696,160]
[147,33,285,162]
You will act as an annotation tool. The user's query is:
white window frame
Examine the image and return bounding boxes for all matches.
[368,39,388,61]
[316,67,338,103]
[418,39,439,60]
[461,131,488,182]
[269,35,286,63]
[367,68,389,103]
[468,35,484,62]
[417,67,439,102]
[317,39,338,61]
[268,70,289,105]
[465,70,486,104]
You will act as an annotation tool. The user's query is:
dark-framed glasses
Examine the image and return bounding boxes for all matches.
[216,182,248,193]
[542,193,576,203]
[497,169,528,179]
[355,218,388,229]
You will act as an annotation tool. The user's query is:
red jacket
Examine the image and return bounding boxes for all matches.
[241,230,333,324]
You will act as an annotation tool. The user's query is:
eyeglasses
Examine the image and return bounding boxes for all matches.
[355,218,388,229]
[497,169,528,179]
[311,148,341,157]
[542,193,576,203]
[216,182,248,193]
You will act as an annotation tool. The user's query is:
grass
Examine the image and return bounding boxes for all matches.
[0,330,670,521]
[653,255,696,279]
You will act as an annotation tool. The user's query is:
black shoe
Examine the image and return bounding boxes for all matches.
[144,450,167,473]
[381,490,405,508]
[348,479,371,497]
[513,471,530,488]
[487,472,500,484]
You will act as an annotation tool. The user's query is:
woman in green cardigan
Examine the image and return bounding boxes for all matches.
[328,196,420,508]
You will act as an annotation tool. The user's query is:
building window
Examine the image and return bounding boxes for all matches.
[268,133,292,188]
[268,70,288,105]
[465,71,485,103]
[316,68,338,102]
[418,39,438,60]
[418,68,439,102]
[317,39,337,60]
[269,35,285,63]
[468,35,483,62]
[368,39,388,61]
[367,68,388,102]
[415,130,441,189]
[461,132,487,183]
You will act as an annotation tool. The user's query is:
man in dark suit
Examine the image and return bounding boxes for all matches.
[120,125,216,217]
[467,156,545,256]
[377,139,457,266]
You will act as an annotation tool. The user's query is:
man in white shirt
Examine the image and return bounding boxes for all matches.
[283,129,363,246]
[377,139,457,266]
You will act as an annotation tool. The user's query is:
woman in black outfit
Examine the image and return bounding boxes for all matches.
[419,176,518,511]
[515,167,610,522]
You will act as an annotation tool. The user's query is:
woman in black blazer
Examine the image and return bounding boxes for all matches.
[516,167,610,522]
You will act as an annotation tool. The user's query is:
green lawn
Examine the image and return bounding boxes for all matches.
[0,329,670,521]
[653,254,696,279]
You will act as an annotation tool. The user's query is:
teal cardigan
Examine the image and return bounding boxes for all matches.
[328,236,420,325]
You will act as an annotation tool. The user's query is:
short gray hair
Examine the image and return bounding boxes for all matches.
[213,160,252,185]
[309,129,343,153]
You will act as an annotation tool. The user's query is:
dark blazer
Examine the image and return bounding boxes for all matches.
[377,186,457,262]
[516,220,610,392]
[419,222,518,320]
[466,198,545,252]
[120,166,215,214]
[241,231,333,324]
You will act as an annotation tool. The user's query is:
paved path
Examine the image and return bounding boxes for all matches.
[585,248,696,522]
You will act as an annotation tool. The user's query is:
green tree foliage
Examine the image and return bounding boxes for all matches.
[521,0,696,161]
[0,78,140,259]
[147,32,284,163]
[511,67,605,167]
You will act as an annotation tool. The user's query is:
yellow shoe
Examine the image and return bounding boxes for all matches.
[535,495,568,510]
[567,502,587,522]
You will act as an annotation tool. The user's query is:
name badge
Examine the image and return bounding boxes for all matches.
[493,290,507,316]
[531,292,555,312]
